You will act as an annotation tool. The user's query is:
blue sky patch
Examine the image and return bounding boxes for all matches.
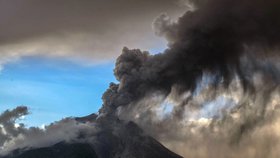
[0,56,117,127]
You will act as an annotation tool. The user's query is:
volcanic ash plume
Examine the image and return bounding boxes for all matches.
[0,0,280,157]
[99,0,280,157]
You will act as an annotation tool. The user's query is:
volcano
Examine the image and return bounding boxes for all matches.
[1,114,183,158]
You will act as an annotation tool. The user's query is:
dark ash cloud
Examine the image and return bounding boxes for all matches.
[101,0,280,113]
[99,0,280,157]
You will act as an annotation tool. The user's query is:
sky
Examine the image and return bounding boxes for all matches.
[0,0,184,127]
[0,57,116,126]
[0,48,166,127]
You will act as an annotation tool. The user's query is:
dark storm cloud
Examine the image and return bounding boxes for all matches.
[0,0,183,43]
[0,0,187,67]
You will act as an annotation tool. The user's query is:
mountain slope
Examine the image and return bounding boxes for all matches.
[2,142,98,158]
[1,114,183,158]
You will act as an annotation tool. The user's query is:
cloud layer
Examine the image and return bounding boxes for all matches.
[0,0,187,68]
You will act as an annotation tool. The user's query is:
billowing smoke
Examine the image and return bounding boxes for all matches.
[99,0,280,157]
[0,106,28,146]
[0,0,280,157]
[103,0,280,113]
[0,106,98,156]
